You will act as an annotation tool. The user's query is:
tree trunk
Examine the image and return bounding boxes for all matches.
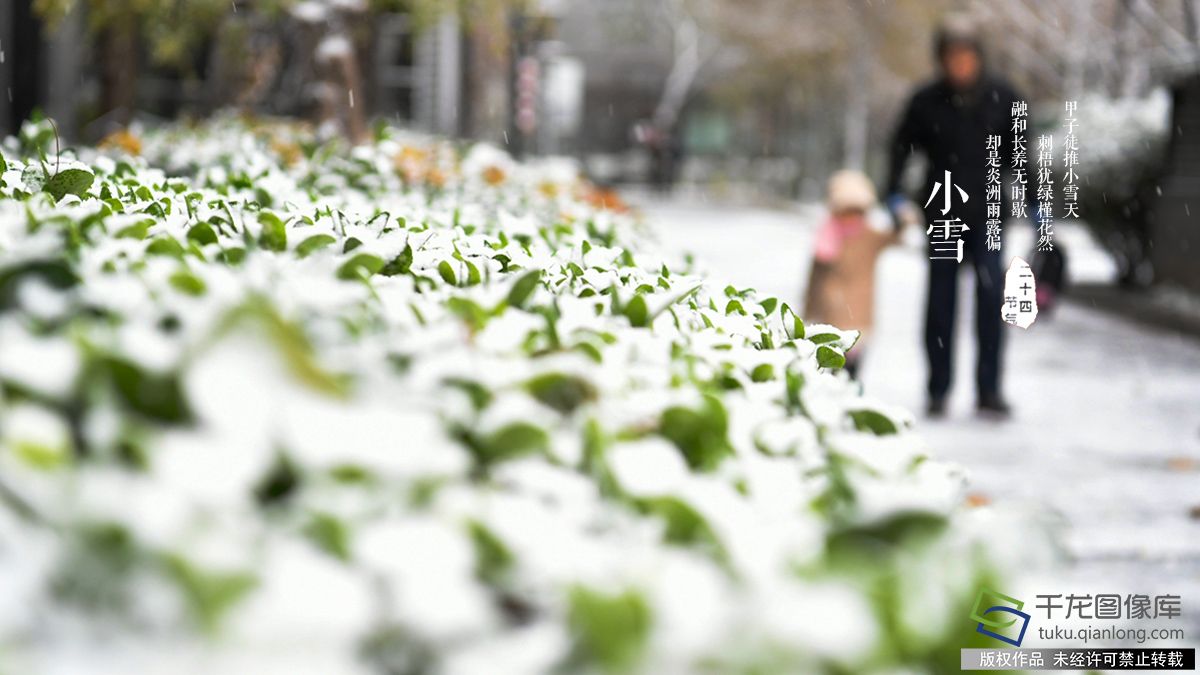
[100,13,139,126]
[311,10,368,143]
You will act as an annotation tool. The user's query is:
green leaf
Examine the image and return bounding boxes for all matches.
[146,237,186,259]
[187,222,219,246]
[12,439,70,470]
[750,363,775,383]
[218,247,246,265]
[444,377,493,410]
[295,233,337,258]
[115,219,151,239]
[526,372,596,414]
[468,521,513,584]
[257,212,287,251]
[809,333,841,344]
[490,422,549,456]
[162,555,257,633]
[253,454,301,506]
[437,260,457,285]
[816,345,846,369]
[635,496,723,551]
[446,297,490,332]
[785,369,806,413]
[848,409,899,436]
[575,341,603,363]
[568,586,651,673]
[781,303,805,340]
[169,269,207,296]
[472,422,549,466]
[658,396,732,472]
[759,297,778,315]
[624,294,649,328]
[337,253,384,281]
[464,260,482,285]
[99,356,192,423]
[506,269,541,309]
[303,513,351,561]
[44,168,95,202]
[380,243,414,275]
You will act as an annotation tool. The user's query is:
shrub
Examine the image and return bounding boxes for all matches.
[0,118,1028,674]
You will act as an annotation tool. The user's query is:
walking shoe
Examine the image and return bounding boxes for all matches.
[976,394,1012,419]
[926,397,948,419]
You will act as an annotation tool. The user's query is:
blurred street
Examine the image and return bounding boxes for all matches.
[635,193,1200,636]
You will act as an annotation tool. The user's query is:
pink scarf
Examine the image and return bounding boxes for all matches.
[813,215,866,263]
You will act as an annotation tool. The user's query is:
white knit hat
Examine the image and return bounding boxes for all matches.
[827,170,877,213]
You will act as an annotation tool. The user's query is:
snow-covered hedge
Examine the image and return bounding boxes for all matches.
[0,119,1020,674]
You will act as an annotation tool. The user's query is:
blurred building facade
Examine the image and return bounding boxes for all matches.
[0,0,515,145]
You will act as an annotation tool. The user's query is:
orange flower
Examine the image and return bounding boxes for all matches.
[481,165,506,186]
[580,185,628,212]
[270,138,303,167]
[98,129,142,157]
[394,146,434,185]
[964,492,991,508]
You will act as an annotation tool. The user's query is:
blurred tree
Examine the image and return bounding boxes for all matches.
[31,0,525,138]
[968,0,1199,99]
[667,0,1198,190]
[650,0,721,135]
[33,0,230,124]
[701,0,948,178]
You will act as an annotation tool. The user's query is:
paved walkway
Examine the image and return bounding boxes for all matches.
[634,194,1200,638]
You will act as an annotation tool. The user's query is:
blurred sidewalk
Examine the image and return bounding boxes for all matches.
[632,193,1200,635]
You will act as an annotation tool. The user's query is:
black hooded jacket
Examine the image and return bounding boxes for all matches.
[886,75,1029,222]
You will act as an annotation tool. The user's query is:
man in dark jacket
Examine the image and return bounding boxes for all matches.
[886,15,1027,418]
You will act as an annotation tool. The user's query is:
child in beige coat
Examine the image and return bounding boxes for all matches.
[803,170,905,378]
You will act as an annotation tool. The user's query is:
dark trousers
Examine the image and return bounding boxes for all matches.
[924,214,1004,400]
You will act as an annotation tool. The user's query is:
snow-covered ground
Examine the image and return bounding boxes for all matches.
[634,192,1200,639]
